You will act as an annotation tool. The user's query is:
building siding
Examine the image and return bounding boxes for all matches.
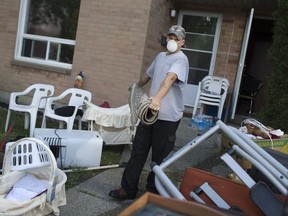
[0,0,273,111]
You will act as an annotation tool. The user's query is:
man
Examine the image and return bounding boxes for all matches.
[109,25,189,200]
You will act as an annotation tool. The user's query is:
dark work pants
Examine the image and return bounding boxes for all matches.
[121,119,180,196]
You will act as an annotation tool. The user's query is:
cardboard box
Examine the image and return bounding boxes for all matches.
[221,133,288,170]
[119,192,233,216]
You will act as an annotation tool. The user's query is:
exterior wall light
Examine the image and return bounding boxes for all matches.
[170,9,176,17]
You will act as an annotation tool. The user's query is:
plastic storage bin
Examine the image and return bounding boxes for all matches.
[5,140,50,171]
[0,137,67,216]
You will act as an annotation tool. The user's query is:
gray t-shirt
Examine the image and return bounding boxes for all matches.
[146,51,189,121]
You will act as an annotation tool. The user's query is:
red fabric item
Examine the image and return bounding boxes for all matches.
[100,101,110,108]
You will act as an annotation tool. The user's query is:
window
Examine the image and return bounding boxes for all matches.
[15,0,81,69]
[179,11,222,85]
[178,11,222,107]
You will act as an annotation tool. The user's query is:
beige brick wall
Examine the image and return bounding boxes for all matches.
[141,0,175,92]
[214,9,247,91]
[0,0,251,108]
[73,0,154,107]
[0,0,70,100]
[0,0,152,107]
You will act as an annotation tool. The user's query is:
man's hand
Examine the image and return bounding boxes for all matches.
[149,96,161,111]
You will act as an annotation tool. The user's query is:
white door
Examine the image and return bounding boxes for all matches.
[230,8,254,119]
[178,11,222,107]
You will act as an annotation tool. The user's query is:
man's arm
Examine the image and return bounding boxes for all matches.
[137,72,151,88]
[149,72,178,110]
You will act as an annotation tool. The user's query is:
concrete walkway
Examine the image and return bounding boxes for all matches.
[58,117,234,215]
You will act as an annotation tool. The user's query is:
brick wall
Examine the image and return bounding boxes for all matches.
[0,0,71,101]
[73,0,154,107]
[0,0,251,108]
[141,0,175,92]
[0,0,155,107]
[214,9,247,91]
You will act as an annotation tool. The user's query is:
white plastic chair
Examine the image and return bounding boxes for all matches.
[41,88,92,130]
[193,76,229,119]
[5,84,55,136]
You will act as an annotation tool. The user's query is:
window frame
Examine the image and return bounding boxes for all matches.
[178,10,223,107]
[179,10,223,80]
[14,0,77,70]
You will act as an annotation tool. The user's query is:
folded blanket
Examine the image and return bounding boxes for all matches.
[129,83,159,125]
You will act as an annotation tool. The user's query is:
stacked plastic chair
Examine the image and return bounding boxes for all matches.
[193,76,229,120]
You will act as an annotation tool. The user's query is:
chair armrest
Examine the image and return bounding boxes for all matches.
[37,95,54,109]
[77,104,85,109]
[9,91,31,106]
[45,97,58,114]
[44,91,70,111]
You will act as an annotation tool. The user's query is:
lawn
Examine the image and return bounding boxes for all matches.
[0,106,124,189]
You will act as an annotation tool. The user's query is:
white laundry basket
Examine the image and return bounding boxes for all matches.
[0,137,67,216]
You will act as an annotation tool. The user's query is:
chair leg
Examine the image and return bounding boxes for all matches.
[66,120,74,130]
[217,103,225,120]
[59,122,65,129]
[249,99,254,115]
[29,113,37,137]
[199,104,204,115]
[41,116,46,128]
[192,102,199,117]
[217,108,223,120]
[78,119,82,130]
[5,109,11,132]
[24,113,29,129]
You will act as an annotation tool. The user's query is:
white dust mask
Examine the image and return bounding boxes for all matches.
[167,40,178,53]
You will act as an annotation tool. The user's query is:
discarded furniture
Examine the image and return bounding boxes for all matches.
[119,192,233,216]
[193,76,229,119]
[82,100,136,145]
[41,88,92,131]
[5,84,54,136]
[1,137,66,215]
[152,119,287,216]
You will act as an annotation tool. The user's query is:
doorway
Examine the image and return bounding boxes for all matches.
[236,18,274,117]
[178,11,222,107]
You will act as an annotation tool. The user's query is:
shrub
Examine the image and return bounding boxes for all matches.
[259,0,288,133]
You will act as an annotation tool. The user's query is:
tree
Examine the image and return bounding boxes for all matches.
[259,0,288,133]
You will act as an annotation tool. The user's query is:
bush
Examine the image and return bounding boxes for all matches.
[259,0,288,133]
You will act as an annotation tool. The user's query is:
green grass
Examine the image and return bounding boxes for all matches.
[0,107,124,189]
